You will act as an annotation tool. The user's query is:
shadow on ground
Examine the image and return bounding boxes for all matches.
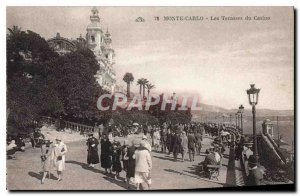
[102,176,132,190]
[28,171,58,181]
[164,168,225,186]
[152,155,175,162]
[65,160,106,175]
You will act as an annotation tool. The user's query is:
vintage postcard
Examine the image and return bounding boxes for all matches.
[6,6,294,190]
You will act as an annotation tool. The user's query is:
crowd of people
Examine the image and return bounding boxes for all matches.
[33,121,231,189]
[7,119,267,189]
[92,122,232,187]
[234,134,265,186]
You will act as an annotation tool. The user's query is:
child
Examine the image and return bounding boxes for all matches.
[111,143,122,179]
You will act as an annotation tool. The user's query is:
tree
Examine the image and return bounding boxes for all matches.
[141,78,149,98]
[145,83,155,96]
[7,27,111,133]
[137,78,143,96]
[7,25,23,40]
[123,73,134,98]
[51,48,107,121]
[7,27,62,132]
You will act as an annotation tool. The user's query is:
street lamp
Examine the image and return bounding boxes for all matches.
[239,104,244,134]
[246,84,260,163]
[235,113,239,129]
[237,111,241,129]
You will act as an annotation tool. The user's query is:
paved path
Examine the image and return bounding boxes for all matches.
[7,134,230,190]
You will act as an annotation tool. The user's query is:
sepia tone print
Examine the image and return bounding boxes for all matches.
[6,6,294,190]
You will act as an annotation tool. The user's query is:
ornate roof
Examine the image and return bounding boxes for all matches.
[88,7,101,29]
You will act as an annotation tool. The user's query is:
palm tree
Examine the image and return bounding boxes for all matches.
[137,78,143,96]
[141,78,149,98]
[7,25,23,39]
[123,73,134,97]
[146,83,155,96]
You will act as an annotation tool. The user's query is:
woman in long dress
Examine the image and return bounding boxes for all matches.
[53,137,68,181]
[153,129,161,152]
[86,134,99,168]
[124,140,136,188]
[134,140,152,190]
[100,137,113,174]
[40,140,53,184]
[111,144,122,179]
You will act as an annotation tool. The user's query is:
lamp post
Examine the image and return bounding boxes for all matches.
[239,105,244,134]
[246,84,260,163]
[237,111,241,129]
[229,114,232,125]
[235,113,238,129]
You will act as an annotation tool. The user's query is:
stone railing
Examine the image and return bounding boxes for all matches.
[64,120,94,133]
[259,134,285,167]
[40,116,95,133]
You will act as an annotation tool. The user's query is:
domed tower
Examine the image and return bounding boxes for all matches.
[86,7,104,56]
[104,28,115,64]
[86,7,116,93]
[104,28,112,48]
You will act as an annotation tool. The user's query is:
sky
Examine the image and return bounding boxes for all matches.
[6,6,294,110]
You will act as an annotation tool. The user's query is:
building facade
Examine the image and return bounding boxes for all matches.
[47,33,77,56]
[47,7,116,93]
[86,7,116,93]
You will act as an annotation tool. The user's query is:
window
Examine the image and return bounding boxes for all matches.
[91,35,95,42]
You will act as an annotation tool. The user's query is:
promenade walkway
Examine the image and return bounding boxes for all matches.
[7,134,233,190]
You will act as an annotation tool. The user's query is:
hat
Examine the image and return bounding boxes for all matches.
[43,139,50,144]
[244,142,253,147]
[212,143,220,147]
[142,135,147,140]
[88,133,94,137]
[124,140,129,146]
[248,155,257,165]
[139,140,147,148]
[56,136,62,141]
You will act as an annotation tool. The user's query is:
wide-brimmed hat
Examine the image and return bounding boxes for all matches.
[139,140,147,148]
[248,155,257,165]
[244,142,253,147]
[55,136,62,141]
[43,139,51,144]
[88,133,94,137]
[212,143,220,147]
[124,140,129,146]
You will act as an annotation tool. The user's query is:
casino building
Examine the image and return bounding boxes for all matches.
[47,7,117,93]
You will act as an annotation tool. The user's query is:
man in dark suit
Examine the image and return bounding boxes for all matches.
[187,132,197,161]
[246,155,264,186]
[194,131,202,155]
[172,131,181,162]
[202,148,218,175]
